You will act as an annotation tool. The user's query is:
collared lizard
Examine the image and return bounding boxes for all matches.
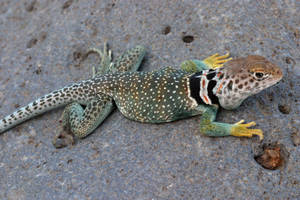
[0,44,283,148]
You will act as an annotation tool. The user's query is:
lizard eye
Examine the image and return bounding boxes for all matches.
[255,72,264,79]
[254,72,268,81]
[253,71,269,81]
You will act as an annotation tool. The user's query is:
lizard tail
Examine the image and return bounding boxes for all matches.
[0,81,91,133]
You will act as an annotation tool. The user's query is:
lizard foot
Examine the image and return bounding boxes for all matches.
[203,52,232,69]
[52,131,75,148]
[53,112,76,148]
[87,42,114,77]
[230,120,264,140]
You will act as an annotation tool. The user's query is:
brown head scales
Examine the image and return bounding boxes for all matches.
[216,55,283,110]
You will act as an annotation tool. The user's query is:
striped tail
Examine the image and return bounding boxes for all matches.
[0,81,91,133]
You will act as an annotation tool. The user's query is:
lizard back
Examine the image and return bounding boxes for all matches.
[92,67,198,123]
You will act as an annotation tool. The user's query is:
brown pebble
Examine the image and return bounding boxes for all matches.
[255,144,284,170]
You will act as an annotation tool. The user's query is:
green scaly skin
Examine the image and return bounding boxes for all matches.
[0,44,282,148]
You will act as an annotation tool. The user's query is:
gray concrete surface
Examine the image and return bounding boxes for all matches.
[0,0,299,199]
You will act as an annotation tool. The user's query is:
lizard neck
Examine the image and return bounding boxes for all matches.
[188,68,250,110]
[188,69,220,106]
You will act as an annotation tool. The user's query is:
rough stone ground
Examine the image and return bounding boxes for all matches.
[0,0,299,199]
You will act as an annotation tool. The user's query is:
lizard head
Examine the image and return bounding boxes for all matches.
[216,55,283,109]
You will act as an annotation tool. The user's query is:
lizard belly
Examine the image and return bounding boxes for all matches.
[115,95,186,123]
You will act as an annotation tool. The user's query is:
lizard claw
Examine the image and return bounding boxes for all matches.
[231,119,264,140]
[203,52,232,69]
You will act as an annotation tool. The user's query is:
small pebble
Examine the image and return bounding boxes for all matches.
[278,104,291,114]
[291,132,300,146]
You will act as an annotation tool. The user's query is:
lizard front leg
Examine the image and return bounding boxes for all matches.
[197,105,263,140]
[202,52,232,69]
[180,53,232,73]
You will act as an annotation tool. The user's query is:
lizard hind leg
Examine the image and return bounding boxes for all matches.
[88,43,146,76]
[53,96,114,148]
[88,42,114,77]
[203,52,232,69]
[110,45,146,73]
[53,44,146,148]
